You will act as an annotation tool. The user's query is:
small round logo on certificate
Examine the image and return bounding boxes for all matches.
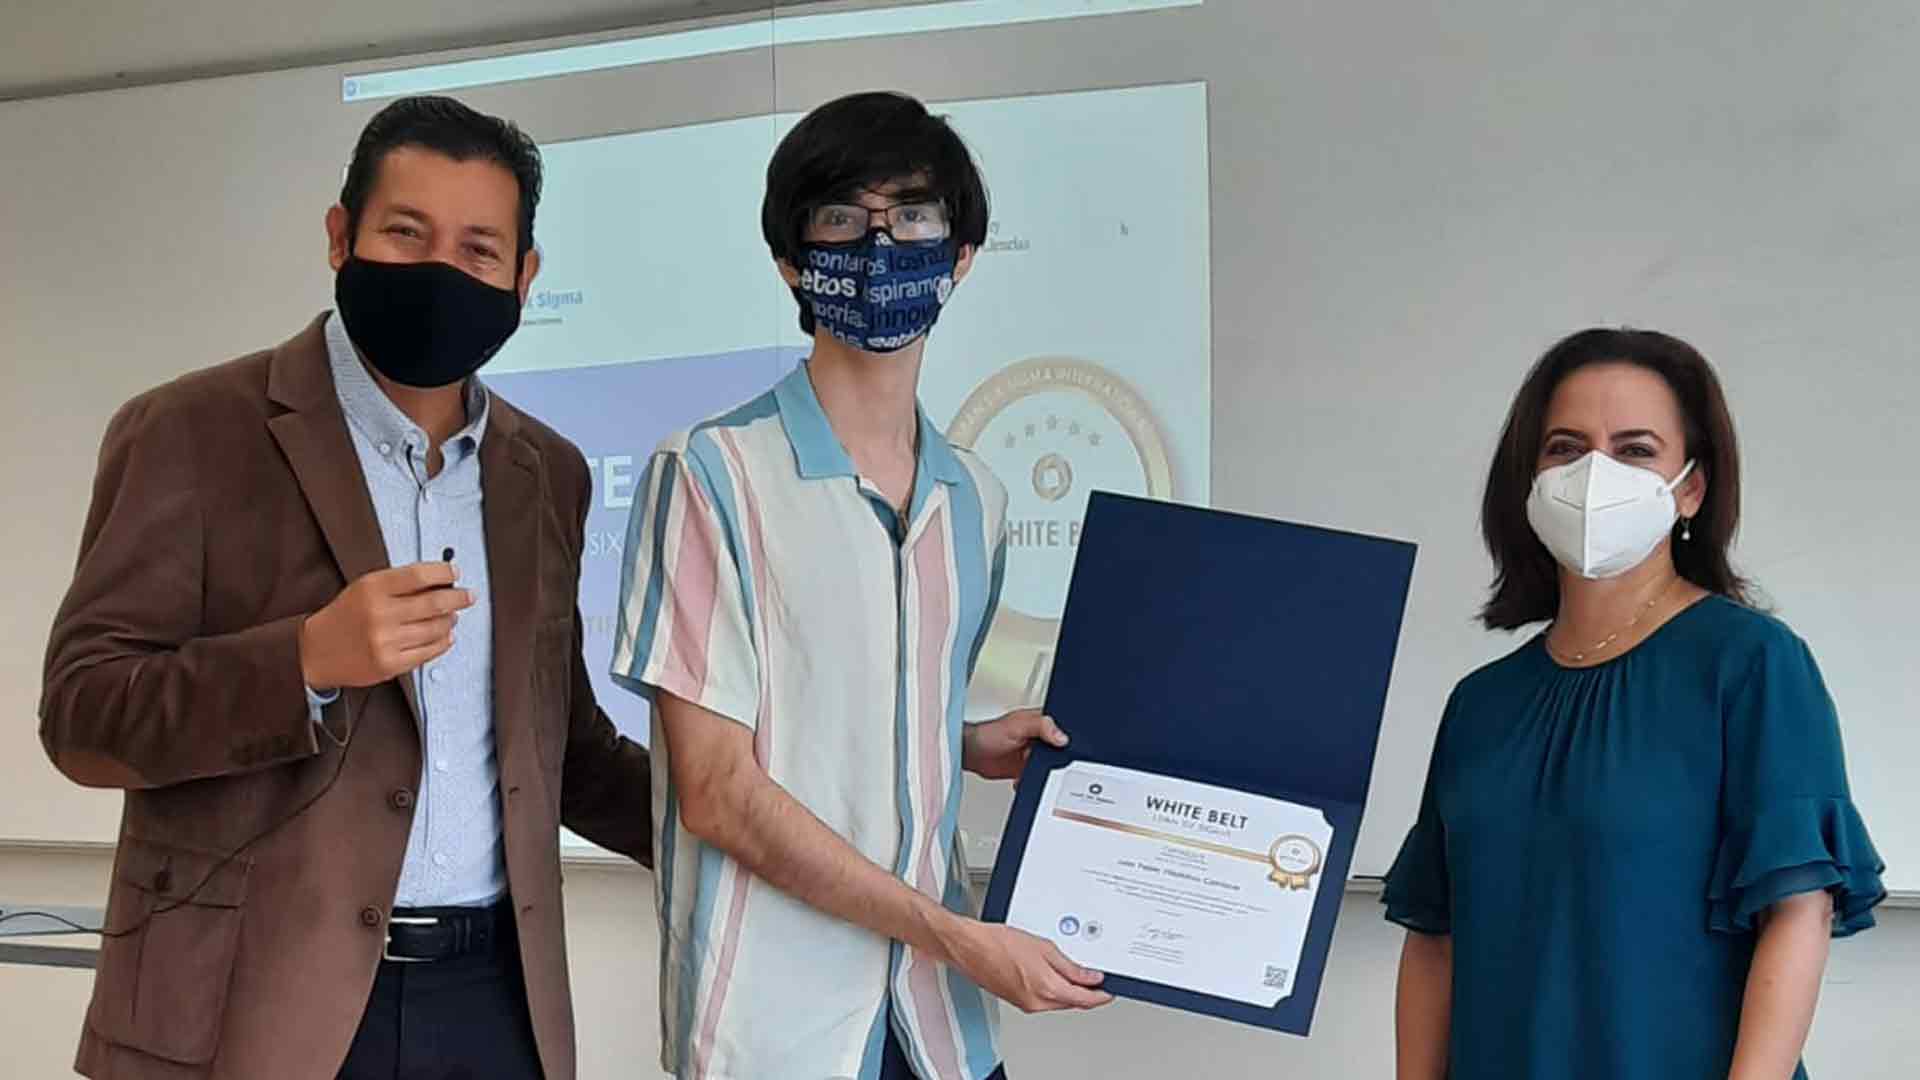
[1267,835,1325,891]
[1058,915,1082,937]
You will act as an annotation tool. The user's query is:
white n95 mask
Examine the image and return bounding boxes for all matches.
[1526,452,1696,579]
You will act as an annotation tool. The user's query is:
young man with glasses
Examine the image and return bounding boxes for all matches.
[611,91,1111,1080]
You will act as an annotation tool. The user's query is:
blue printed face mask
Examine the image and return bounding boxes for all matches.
[795,232,957,354]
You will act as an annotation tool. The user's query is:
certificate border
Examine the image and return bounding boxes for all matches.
[984,750,1364,1036]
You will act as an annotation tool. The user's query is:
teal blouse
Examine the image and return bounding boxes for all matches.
[1383,596,1885,1080]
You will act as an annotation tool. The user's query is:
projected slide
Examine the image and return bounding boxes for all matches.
[487,81,1211,750]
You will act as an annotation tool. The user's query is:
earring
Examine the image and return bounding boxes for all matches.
[1681,517,1693,542]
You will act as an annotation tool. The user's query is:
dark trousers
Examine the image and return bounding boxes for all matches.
[879,1022,1008,1080]
[337,926,543,1080]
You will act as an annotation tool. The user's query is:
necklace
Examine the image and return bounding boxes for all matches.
[1547,574,1686,665]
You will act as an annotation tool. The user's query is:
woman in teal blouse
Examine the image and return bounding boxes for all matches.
[1385,328,1885,1080]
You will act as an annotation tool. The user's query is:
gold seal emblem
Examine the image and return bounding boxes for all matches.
[1031,453,1074,503]
[1267,835,1325,891]
[948,358,1177,713]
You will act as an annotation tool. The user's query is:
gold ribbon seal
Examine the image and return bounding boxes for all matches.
[1267,835,1325,891]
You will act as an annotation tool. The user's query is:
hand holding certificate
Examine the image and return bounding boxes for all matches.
[1006,762,1334,1007]
[981,493,1416,1035]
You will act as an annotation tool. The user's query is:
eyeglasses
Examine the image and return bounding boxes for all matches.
[806,201,951,244]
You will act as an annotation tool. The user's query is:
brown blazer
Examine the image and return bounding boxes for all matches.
[40,315,653,1080]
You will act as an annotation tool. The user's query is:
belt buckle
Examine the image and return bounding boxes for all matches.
[383,914,439,963]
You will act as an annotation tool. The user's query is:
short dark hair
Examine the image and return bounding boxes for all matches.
[1480,327,1754,629]
[339,95,543,260]
[761,91,991,334]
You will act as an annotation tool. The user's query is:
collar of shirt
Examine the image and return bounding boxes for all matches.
[323,310,491,462]
[771,360,967,488]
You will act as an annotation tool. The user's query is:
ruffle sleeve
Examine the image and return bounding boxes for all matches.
[1708,795,1885,937]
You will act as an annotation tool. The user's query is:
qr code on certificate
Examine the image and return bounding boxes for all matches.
[1263,965,1289,989]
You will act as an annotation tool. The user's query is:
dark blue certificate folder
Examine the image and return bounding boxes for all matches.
[980,492,1417,1035]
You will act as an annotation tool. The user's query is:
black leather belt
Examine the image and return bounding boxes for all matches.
[382,898,515,964]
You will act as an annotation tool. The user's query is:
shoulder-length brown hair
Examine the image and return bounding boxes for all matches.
[1480,328,1754,630]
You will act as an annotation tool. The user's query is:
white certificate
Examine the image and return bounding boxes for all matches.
[1003,761,1335,1007]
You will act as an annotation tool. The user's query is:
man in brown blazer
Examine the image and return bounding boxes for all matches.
[39,95,652,1080]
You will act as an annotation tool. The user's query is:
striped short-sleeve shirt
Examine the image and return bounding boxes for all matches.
[612,363,1010,1080]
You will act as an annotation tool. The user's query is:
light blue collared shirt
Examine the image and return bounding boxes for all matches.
[309,311,506,908]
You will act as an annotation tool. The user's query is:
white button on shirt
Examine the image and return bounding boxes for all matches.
[318,312,506,909]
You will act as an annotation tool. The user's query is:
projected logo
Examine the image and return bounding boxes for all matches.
[948,358,1176,712]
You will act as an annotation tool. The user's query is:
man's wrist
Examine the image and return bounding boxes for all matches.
[297,615,313,686]
[921,902,976,970]
[297,614,325,689]
[959,723,984,774]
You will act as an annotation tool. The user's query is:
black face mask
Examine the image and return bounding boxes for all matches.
[333,257,522,388]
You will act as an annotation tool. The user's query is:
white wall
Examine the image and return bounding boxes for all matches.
[3,849,1915,1079]
[4,0,1914,884]
[3,1,1917,1076]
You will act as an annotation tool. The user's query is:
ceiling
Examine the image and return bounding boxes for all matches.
[0,0,780,101]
